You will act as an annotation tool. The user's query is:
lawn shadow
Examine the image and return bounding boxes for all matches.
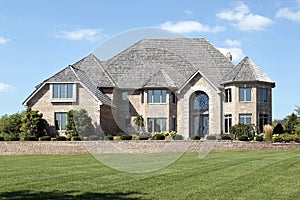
[0,190,146,200]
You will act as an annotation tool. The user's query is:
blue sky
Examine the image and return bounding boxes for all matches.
[0,0,299,119]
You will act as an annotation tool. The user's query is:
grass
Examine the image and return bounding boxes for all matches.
[1,150,300,199]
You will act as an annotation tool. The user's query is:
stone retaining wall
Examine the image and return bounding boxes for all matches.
[1,141,300,155]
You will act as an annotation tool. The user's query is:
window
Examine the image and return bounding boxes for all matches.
[170,117,177,132]
[55,112,67,130]
[52,83,74,99]
[225,89,232,103]
[259,114,268,132]
[193,92,209,110]
[239,88,252,102]
[147,90,167,104]
[147,118,167,132]
[224,114,232,133]
[258,88,268,102]
[122,91,128,100]
[170,92,176,104]
[239,114,252,125]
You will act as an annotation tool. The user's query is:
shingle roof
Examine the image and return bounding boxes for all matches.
[104,38,235,89]
[143,69,177,88]
[72,54,115,87]
[72,67,112,105]
[221,57,275,87]
[104,47,196,89]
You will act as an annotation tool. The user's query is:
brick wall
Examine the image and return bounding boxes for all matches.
[1,141,300,155]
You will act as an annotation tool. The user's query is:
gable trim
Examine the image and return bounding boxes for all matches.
[177,70,221,94]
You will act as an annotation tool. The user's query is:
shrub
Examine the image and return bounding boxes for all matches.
[113,136,121,140]
[121,134,132,140]
[173,134,184,140]
[230,124,255,139]
[264,125,273,141]
[104,135,114,140]
[206,135,217,140]
[23,136,38,141]
[0,136,4,141]
[51,137,57,141]
[56,136,67,141]
[238,135,248,141]
[190,135,200,140]
[255,135,264,142]
[152,134,165,140]
[138,133,152,140]
[273,123,284,135]
[89,135,100,141]
[71,136,81,141]
[282,134,294,143]
[294,137,300,143]
[220,134,232,140]
[273,135,284,143]
[39,136,51,141]
[4,134,19,141]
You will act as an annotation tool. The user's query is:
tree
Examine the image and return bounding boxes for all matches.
[20,108,46,138]
[284,113,298,134]
[133,115,144,133]
[0,112,23,136]
[66,109,94,137]
[273,123,284,135]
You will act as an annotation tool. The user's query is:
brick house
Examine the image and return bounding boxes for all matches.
[23,38,275,138]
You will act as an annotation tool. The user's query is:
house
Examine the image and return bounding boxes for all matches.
[23,38,275,138]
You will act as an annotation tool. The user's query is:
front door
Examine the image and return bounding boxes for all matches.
[192,114,209,137]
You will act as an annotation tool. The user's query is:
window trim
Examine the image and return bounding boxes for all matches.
[50,83,76,102]
[239,87,252,102]
[225,88,232,103]
[147,89,167,104]
[239,113,252,125]
[224,114,232,133]
[55,112,67,131]
[258,88,268,103]
[147,118,167,133]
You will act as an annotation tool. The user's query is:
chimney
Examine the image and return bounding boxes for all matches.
[226,52,232,61]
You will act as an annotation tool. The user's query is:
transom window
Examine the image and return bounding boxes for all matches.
[239,114,252,125]
[147,118,166,132]
[239,88,252,102]
[55,112,67,130]
[52,83,74,99]
[147,90,167,104]
[258,88,268,102]
[225,89,232,103]
[193,92,209,110]
[224,114,232,133]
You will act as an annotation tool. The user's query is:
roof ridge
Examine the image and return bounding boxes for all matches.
[91,54,116,87]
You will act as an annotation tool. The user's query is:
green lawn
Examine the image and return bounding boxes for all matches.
[0,150,300,199]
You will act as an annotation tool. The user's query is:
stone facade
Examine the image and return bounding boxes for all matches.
[1,141,300,155]
[23,38,275,138]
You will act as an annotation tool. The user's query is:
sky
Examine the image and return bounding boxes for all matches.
[0,0,299,120]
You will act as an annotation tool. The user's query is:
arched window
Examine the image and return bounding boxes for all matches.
[192,92,209,111]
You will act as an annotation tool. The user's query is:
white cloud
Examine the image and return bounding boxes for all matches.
[160,20,225,34]
[217,2,273,31]
[184,10,193,17]
[54,29,103,41]
[225,39,241,47]
[276,7,300,22]
[0,82,14,92]
[0,37,9,44]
